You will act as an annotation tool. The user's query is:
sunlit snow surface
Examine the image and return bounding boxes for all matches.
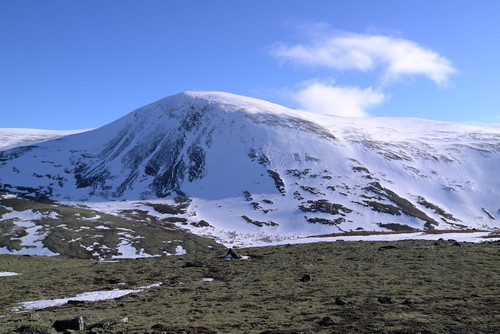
[0,272,21,277]
[0,128,89,151]
[11,283,161,312]
[112,240,160,259]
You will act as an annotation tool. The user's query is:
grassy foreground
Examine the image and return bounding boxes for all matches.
[0,239,499,333]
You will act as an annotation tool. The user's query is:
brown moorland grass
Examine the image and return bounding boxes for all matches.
[307,229,490,238]
[0,239,499,333]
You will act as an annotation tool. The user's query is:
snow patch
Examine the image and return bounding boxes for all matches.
[81,215,102,221]
[0,193,18,199]
[95,224,110,229]
[11,283,162,312]
[111,239,159,259]
[0,272,21,277]
[175,245,187,255]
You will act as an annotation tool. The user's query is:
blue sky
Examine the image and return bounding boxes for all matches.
[1,0,499,129]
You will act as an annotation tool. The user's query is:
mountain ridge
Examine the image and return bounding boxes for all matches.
[0,91,499,257]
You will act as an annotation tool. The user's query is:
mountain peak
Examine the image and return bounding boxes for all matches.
[143,91,298,118]
[179,91,275,106]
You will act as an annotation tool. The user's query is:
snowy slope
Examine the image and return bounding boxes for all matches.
[0,128,89,152]
[0,91,499,252]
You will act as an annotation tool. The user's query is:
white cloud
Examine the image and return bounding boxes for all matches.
[293,82,386,117]
[270,31,456,86]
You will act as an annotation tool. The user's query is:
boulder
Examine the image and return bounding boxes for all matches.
[378,296,393,304]
[335,296,348,306]
[319,316,336,326]
[52,317,84,332]
[299,274,311,282]
[224,248,242,259]
[402,298,419,305]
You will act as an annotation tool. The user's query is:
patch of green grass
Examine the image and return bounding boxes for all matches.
[0,218,27,252]
[0,205,11,216]
[0,193,223,259]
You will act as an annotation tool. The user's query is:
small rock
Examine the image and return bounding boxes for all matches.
[319,316,336,326]
[402,298,418,305]
[299,274,311,282]
[182,262,203,268]
[378,245,398,251]
[378,296,393,304]
[251,322,261,329]
[452,242,461,246]
[335,297,348,306]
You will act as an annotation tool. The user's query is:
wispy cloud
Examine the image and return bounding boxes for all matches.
[268,25,456,117]
[293,81,386,117]
[269,29,456,87]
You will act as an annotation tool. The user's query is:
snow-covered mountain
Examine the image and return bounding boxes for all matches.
[0,92,499,255]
